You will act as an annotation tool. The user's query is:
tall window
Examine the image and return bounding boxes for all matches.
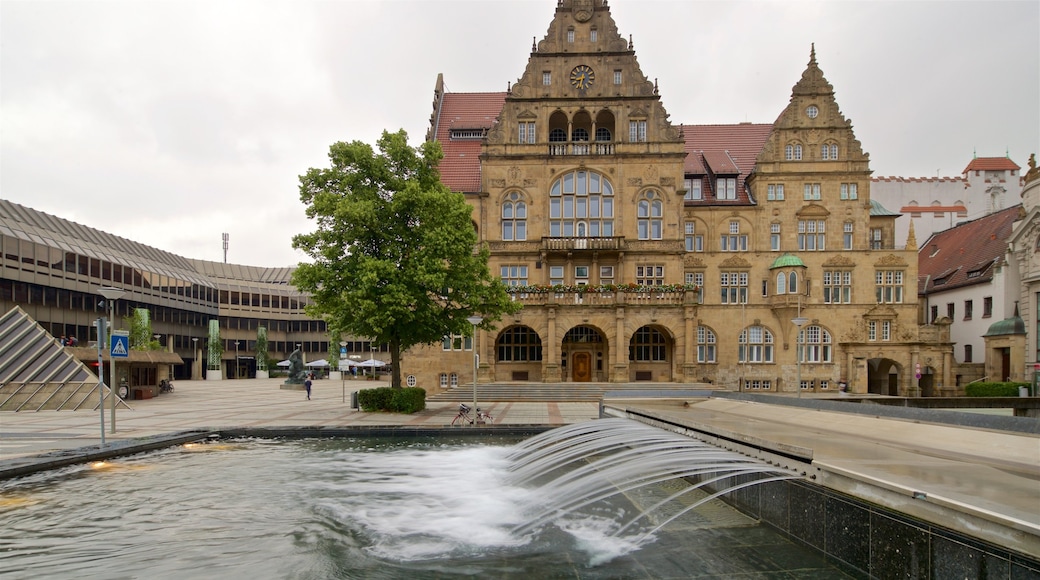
[767,184,785,200]
[843,222,854,250]
[803,183,821,200]
[947,303,955,319]
[518,122,536,144]
[589,28,597,42]
[442,334,473,351]
[500,265,528,286]
[964,344,973,363]
[721,271,748,304]
[686,272,705,302]
[717,177,737,200]
[875,270,904,303]
[614,70,622,85]
[600,266,614,284]
[549,170,614,237]
[822,143,838,160]
[964,299,973,320]
[798,325,832,363]
[684,178,703,200]
[543,71,551,86]
[636,264,664,286]
[870,228,883,249]
[983,296,993,317]
[840,183,858,200]
[823,270,852,304]
[775,270,799,294]
[549,265,564,285]
[770,223,781,251]
[785,144,803,160]
[697,326,716,363]
[637,190,663,240]
[501,192,527,240]
[721,221,748,251]
[567,28,574,43]
[685,222,703,252]
[739,326,774,363]
[629,120,647,142]
[798,220,825,250]
[630,326,667,361]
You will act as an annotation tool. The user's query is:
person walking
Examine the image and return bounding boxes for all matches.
[305,377,312,400]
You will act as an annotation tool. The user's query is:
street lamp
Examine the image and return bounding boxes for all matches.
[467,315,483,424]
[98,287,126,434]
[235,340,241,379]
[192,337,199,378]
[792,316,808,398]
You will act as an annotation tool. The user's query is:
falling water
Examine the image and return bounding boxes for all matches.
[0,422,837,579]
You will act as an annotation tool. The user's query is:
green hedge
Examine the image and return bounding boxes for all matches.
[964,382,1030,397]
[357,387,427,413]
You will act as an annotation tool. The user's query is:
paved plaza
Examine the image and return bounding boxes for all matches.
[0,377,600,460]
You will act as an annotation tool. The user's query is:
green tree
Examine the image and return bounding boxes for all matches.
[129,308,160,350]
[256,327,269,372]
[292,129,519,388]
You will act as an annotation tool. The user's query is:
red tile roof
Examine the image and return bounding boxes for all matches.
[963,157,1021,173]
[432,92,507,192]
[682,123,773,205]
[918,204,1022,294]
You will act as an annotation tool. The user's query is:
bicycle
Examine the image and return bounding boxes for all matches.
[450,403,494,426]
[160,379,174,394]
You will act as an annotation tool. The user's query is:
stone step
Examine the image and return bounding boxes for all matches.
[426,382,724,402]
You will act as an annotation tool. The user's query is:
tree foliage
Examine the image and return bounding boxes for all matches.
[291,129,519,388]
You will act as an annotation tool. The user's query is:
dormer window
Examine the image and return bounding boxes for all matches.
[716,177,736,200]
[450,128,485,140]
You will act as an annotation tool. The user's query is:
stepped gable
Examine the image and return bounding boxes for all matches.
[683,123,773,206]
[0,306,124,411]
[918,204,1023,294]
[757,44,868,165]
[430,91,507,193]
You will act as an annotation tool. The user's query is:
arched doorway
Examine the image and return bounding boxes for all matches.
[493,325,544,382]
[629,325,673,382]
[867,358,902,396]
[562,325,607,382]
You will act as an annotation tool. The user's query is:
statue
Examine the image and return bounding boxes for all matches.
[284,348,307,385]
[1024,153,1039,185]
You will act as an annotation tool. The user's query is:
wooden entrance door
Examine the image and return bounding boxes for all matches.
[572,352,592,382]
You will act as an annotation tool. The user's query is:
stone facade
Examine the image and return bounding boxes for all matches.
[401,0,952,396]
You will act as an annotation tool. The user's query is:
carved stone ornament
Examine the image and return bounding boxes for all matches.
[490,179,506,188]
[573,0,593,22]
[627,177,643,186]
[508,166,522,184]
[719,256,752,268]
[823,255,855,267]
[874,254,908,267]
[683,255,706,268]
[644,165,658,184]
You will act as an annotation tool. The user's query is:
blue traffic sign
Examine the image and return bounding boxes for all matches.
[110,334,129,359]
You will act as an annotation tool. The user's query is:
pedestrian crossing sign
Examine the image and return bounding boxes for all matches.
[110,334,129,358]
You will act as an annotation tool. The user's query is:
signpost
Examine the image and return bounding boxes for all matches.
[110,330,129,431]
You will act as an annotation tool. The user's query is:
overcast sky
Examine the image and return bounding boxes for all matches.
[3,0,1037,267]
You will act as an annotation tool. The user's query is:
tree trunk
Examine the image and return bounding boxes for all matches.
[390,338,402,388]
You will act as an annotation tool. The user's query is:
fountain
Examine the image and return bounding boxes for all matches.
[0,420,851,578]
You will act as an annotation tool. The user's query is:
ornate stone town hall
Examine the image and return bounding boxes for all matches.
[402,0,951,395]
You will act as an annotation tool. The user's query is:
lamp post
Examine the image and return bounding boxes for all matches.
[792,316,808,398]
[98,287,126,434]
[192,337,198,378]
[467,315,483,424]
[235,340,241,379]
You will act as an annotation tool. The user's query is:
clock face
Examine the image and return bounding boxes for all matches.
[570,65,595,90]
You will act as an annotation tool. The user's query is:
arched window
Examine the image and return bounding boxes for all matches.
[794,144,803,160]
[449,373,459,387]
[739,326,774,363]
[798,325,832,362]
[501,192,527,241]
[697,326,716,363]
[776,272,786,295]
[595,127,611,141]
[496,326,543,361]
[637,190,663,240]
[549,128,567,142]
[439,373,448,388]
[821,143,839,160]
[630,326,667,361]
[788,271,798,294]
[785,145,793,160]
[550,170,614,237]
[572,127,589,141]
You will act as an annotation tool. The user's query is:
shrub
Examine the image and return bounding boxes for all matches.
[964,382,1029,397]
[357,387,427,413]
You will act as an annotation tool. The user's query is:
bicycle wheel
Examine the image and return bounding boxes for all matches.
[451,413,468,426]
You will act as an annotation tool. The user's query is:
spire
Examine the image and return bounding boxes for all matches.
[906,220,917,251]
[791,44,834,97]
